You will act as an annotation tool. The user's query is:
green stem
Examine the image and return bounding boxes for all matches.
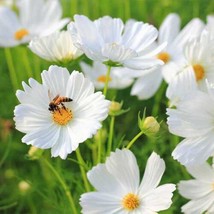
[152,82,167,116]
[76,148,91,192]
[21,47,33,78]
[97,130,102,164]
[4,48,19,91]
[126,131,144,149]
[103,65,111,97]
[42,158,78,214]
[107,116,115,156]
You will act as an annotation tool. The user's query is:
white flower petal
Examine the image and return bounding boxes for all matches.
[181,192,214,214]
[166,66,198,107]
[80,192,123,214]
[158,13,180,44]
[122,22,158,52]
[94,16,124,44]
[87,163,124,194]
[178,179,212,199]
[73,14,103,51]
[51,126,74,159]
[171,18,204,51]
[106,149,140,193]
[14,104,50,133]
[141,184,175,212]
[22,124,60,149]
[41,65,70,97]
[131,67,162,100]
[66,71,95,103]
[102,43,137,62]
[0,7,21,47]
[167,101,214,138]
[139,152,165,194]
[185,163,214,182]
[172,135,214,165]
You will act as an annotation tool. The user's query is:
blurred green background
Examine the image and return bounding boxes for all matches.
[0,0,213,213]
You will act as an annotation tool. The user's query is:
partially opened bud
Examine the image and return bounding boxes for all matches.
[141,116,160,135]
[109,101,122,115]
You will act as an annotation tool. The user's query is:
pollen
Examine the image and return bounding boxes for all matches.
[52,107,72,126]
[122,193,140,211]
[14,28,29,40]
[157,52,170,63]
[193,64,205,81]
[97,75,112,83]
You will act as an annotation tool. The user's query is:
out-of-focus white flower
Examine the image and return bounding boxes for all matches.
[80,61,134,90]
[14,65,110,159]
[29,31,83,63]
[178,161,214,213]
[130,13,204,100]
[68,15,165,70]
[182,30,214,91]
[0,0,70,47]
[166,67,198,107]
[80,149,175,213]
[167,82,214,165]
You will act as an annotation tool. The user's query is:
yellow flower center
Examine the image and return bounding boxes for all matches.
[157,52,170,63]
[193,64,205,81]
[122,193,140,211]
[14,28,29,40]
[52,107,72,125]
[97,75,112,83]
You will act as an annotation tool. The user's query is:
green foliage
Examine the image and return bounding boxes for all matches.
[0,0,212,213]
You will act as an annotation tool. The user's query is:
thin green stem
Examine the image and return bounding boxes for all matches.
[97,130,102,164]
[42,158,78,214]
[76,148,91,192]
[103,65,111,97]
[126,131,144,149]
[152,82,167,116]
[21,47,33,78]
[4,48,19,91]
[107,116,115,156]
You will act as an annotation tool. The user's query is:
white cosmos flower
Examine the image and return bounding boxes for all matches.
[181,29,214,91]
[68,15,165,70]
[80,149,175,214]
[167,82,214,165]
[129,14,204,100]
[29,31,83,63]
[14,65,110,159]
[0,0,70,47]
[178,162,214,213]
[80,61,134,90]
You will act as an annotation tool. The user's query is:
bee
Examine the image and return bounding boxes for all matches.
[48,91,73,113]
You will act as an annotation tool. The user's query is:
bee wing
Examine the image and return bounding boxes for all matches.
[48,90,59,102]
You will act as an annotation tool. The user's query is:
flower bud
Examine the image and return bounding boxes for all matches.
[141,116,160,134]
[109,101,122,114]
[18,181,31,194]
[109,101,129,116]
[27,146,43,160]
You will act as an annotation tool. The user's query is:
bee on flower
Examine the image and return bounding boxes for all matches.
[14,65,110,159]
